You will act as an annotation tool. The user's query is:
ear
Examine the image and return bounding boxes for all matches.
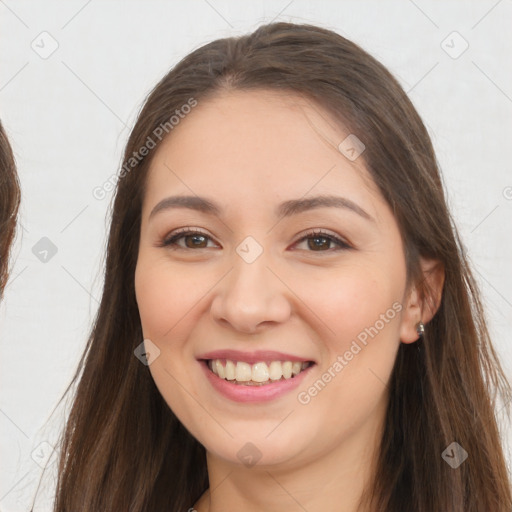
[399,257,445,344]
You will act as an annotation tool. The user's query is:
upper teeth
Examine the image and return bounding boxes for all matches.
[208,359,311,383]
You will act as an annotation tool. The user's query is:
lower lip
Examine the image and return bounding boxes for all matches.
[199,360,314,403]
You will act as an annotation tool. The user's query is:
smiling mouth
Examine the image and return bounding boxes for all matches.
[206,359,314,386]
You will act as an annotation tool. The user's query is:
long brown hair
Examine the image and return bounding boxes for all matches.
[0,120,20,297]
[41,22,511,511]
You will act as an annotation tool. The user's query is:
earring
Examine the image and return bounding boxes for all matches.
[416,321,425,338]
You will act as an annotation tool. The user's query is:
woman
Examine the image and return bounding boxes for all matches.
[0,120,20,298]
[47,22,511,511]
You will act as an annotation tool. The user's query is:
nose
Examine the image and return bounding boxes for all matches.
[210,252,292,334]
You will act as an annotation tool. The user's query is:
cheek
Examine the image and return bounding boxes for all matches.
[290,283,401,453]
[294,264,403,349]
[135,258,210,339]
[134,258,207,426]
[291,265,403,410]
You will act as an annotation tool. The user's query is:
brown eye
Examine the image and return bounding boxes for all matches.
[307,235,332,251]
[182,233,208,248]
[295,229,351,252]
[162,229,217,250]
[160,228,351,253]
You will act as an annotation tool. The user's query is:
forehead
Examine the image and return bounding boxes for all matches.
[143,89,383,219]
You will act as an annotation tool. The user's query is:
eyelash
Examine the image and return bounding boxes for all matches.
[159,227,352,253]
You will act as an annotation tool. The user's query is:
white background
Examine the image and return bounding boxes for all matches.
[1,1,511,510]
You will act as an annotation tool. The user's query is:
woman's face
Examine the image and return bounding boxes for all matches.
[135,89,414,469]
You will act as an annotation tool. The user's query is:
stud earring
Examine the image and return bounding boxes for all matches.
[416,321,425,338]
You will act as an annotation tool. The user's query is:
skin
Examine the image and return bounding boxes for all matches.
[134,89,444,512]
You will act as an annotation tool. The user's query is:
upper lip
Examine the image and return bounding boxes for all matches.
[197,349,315,364]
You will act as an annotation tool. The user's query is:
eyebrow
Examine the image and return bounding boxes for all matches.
[148,194,374,222]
